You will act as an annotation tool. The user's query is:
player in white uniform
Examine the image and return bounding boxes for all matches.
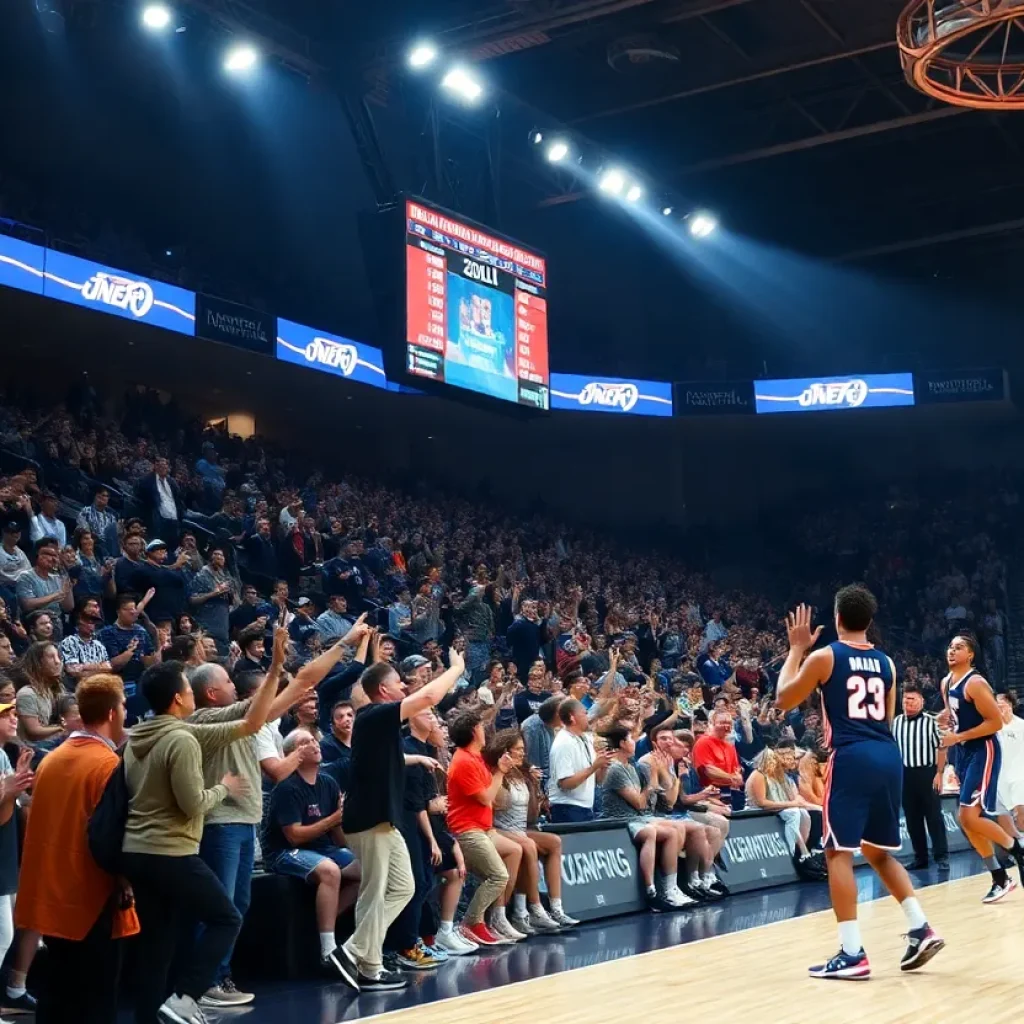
[995,693,1024,833]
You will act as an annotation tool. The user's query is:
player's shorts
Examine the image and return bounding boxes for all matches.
[958,737,1001,815]
[823,739,903,852]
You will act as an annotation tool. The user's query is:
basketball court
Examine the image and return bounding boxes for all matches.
[227,854,1018,1024]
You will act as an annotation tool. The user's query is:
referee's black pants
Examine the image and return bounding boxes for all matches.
[902,765,949,863]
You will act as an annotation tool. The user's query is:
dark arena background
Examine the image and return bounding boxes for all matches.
[2,0,1024,1022]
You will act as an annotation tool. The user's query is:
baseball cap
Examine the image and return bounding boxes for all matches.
[295,596,313,608]
[0,703,15,716]
[145,539,167,553]
[399,654,430,677]
[1,522,20,534]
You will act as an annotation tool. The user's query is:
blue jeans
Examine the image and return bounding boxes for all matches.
[198,823,255,984]
[550,804,594,824]
[466,640,491,683]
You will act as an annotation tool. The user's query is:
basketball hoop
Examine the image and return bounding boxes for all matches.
[897,0,1024,108]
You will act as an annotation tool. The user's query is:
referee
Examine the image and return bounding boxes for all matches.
[892,685,949,871]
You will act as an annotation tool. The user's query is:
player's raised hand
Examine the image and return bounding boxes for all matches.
[785,604,822,652]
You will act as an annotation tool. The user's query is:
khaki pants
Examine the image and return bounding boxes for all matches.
[456,829,508,925]
[343,824,415,976]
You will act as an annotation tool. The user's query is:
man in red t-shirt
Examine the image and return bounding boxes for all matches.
[692,709,743,803]
[447,710,522,946]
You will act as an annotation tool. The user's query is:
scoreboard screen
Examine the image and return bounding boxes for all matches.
[405,199,549,410]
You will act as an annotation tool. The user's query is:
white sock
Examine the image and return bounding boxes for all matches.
[491,904,508,926]
[439,920,454,935]
[6,987,25,1000]
[646,883,657,897]
[319,932,337,958]
[512,893,528,916]
[702,871,717,886]
[901,897,927,931]
[689,871,701,887]
[550,898,563,913]
[838,920,863,956]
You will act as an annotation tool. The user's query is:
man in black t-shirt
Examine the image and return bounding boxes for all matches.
[513,660,552,726]
[264,729,361,976]
[332,645,465,993]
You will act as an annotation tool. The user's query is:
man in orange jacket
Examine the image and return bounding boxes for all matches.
[16,674,138,1024]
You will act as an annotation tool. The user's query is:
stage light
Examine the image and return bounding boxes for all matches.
[661,206,673,216]
[546,140,570,163]
[625,184,644,203]
[689,211,718,238]
[441,66,484,104]
[530,130,544,145]
[598,168,626,195]
[141,3,172,30]
[408,41,438,69]
[223,42,259,74]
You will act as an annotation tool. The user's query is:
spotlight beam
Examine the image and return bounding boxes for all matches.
[141,4,172,30]
[224,42,259,72]
[169,0,397,206]
[546,140,569,163]
[408,41,438,69]
[441,65,484,103]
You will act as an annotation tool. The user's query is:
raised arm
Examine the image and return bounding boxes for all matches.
[241,626,288,736]
[269,614,370,720]
[775,604,832,711]
[399,647,465,721]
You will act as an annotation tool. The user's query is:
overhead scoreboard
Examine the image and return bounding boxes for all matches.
[405,199,549,410]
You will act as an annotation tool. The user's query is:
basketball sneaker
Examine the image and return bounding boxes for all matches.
[900,925,945,972]
[808,948,871,980]
[461,921,506,946]
[435,928,479,956]
[982,877,1017,903]
[548,906,580,928]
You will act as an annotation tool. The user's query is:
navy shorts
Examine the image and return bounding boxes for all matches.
[958,737,1001,815]
[823,740,903,852]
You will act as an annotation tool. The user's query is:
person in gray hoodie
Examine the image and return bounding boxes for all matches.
[121,656,279,1024]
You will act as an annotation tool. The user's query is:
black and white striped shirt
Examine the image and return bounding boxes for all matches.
[892,712,941,769]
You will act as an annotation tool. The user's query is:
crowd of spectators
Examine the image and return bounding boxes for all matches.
[0,383,1014,1022]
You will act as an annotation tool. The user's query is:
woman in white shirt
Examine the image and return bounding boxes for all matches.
[486,729,579,935]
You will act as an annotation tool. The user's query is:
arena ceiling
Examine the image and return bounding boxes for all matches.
[2,0,1023,377]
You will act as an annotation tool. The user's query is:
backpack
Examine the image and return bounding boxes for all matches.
[88,756,130,874]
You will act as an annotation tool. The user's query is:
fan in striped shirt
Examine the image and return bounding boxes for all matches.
[892,687,949,870]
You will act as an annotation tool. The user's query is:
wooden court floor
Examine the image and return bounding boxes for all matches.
[367,875,1021,1024]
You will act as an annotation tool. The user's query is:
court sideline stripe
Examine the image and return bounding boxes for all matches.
[350,871,983,1023]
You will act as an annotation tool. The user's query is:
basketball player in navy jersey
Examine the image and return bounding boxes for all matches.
[940,634,1024,902]
[777,586,943,980]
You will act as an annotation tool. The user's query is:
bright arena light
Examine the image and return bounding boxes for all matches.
[625,184,644,203]
[441,66,484,103]
[598,168,626,195]
[223,42,259,73]
[688,211,719,238]
[546,140,569,163]
[530,130,544,145]
[141,3,171,30]
[661,206,673,216]
[408,41,438,69]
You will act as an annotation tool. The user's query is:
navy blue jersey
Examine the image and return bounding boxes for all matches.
[819,641,896,748]
[946,669,988,754]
